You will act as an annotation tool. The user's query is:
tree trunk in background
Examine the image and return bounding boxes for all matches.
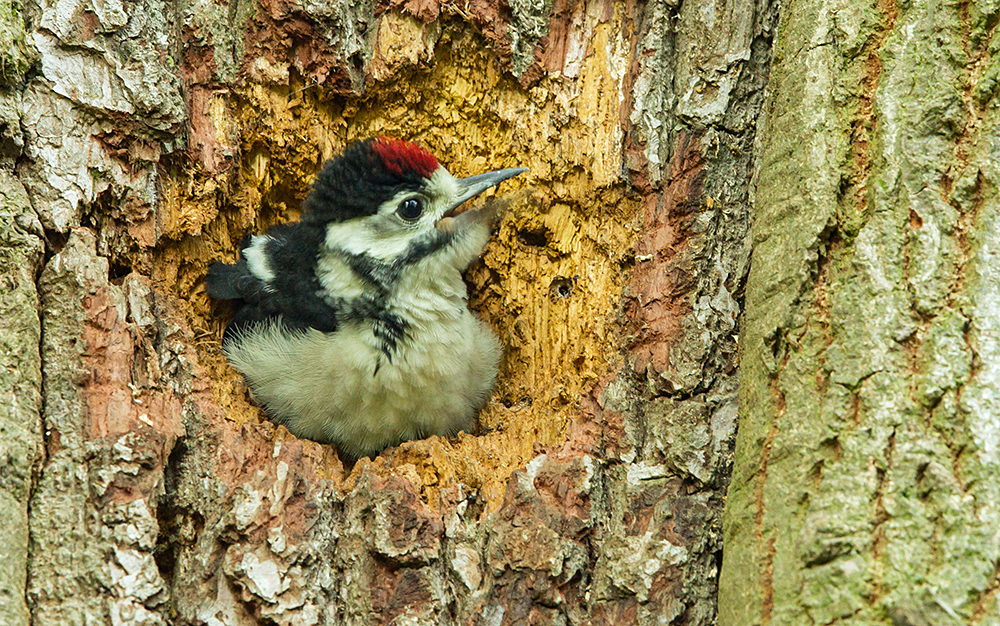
[720,0,1000,624]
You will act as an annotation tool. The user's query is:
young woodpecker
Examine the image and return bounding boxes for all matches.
[207,137,526,458]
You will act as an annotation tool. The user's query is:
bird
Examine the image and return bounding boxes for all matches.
[206,137,527,458]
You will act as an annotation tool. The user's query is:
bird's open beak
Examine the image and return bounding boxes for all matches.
[447,167,528,215]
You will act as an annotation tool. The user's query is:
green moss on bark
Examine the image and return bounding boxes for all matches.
[0,0,33,85]
[0,170,44,626]
[721,0,1000,623]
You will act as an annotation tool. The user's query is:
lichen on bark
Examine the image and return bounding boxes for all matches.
[721,0,1000,623]
[0,171,43,626]
[0,0,33,84]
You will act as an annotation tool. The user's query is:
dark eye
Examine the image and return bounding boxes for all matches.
[397,198,424,221]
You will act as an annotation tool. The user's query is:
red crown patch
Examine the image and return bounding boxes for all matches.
[372,137,440,179]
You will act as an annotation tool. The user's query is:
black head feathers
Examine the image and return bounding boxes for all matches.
[301,137,441,224]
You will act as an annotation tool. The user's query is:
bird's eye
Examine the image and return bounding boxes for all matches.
[397,198,424,221]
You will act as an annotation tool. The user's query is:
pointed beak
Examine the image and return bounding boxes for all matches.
[448,167,528,214]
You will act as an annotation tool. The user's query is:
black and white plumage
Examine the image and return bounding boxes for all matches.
[207,137,526,458]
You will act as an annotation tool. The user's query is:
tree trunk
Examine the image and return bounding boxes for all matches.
[720,0,1000,624]
[3,0,773,623]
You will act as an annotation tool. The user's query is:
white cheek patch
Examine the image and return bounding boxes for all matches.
[325,217,417,262]
[244,235,276,285]
[323,218,372,256]
[316,253,366,300]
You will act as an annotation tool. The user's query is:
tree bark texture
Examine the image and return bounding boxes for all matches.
[720,0,1000,624]
[2,0,774,623]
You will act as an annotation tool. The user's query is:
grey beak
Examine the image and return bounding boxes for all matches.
[450,167,528,210]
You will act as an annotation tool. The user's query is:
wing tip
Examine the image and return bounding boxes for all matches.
[206,261,243,300]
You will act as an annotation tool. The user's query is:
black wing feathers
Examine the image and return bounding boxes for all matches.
[205,259,261,301]
[207,222,340,340]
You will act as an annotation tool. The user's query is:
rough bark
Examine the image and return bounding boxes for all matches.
[4,0,772,624]
[0,170,43,626]
[721,0,1000,623]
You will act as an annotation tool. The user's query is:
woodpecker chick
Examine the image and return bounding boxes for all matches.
[207,137,526,458]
